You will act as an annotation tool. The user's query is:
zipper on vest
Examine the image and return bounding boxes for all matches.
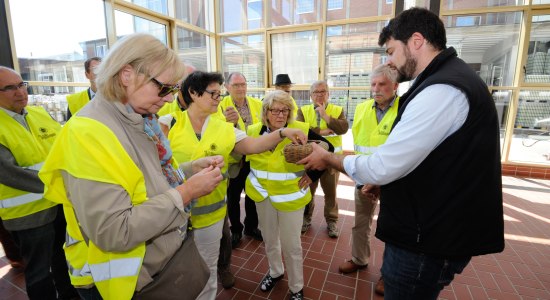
[416,224,421,243]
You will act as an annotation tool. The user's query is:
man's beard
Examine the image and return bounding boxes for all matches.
[397,47,417,83]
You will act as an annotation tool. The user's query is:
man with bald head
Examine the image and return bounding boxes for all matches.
[0,66,77,299]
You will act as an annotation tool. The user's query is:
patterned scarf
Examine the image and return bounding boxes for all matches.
[140,111,195,211]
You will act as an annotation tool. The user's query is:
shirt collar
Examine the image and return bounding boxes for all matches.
[89,88,96,99]
[372,95,397,110]
[0,106,27,118]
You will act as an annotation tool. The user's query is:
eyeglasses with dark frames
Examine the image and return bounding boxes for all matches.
[204,90,222,101]
[150,77,180,97]
[0,82,28,92]
[268,108,291,116]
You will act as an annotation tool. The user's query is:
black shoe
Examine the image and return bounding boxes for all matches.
[218,268,235,289]
[259,273,283,292]
[231,232,242,249]
[244,228,263,241]
[290,289,303,300]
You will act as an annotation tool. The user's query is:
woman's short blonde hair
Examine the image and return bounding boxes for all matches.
[95,33,186,101]
[261,90,295,126]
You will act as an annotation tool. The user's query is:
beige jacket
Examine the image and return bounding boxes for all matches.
[61,96,188,291]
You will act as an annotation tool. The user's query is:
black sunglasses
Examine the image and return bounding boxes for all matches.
[150,77,180,97]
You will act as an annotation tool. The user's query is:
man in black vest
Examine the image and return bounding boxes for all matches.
[298,8,504,299]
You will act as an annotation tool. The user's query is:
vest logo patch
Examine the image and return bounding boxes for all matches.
[37,127,56,139]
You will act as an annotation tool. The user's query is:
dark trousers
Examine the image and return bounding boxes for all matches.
[381,243,471,300]
[217,215,232,272]
[0,217,22,262]
[226,161,258,234]
[11,205,78,300]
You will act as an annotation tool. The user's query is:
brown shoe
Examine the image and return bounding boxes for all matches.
[218,269,235,289]
[374,276,384,296]
[338,259,367,273]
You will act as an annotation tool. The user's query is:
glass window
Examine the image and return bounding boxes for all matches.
[221,0,264,32]
[328,0,343,10]
[327,0,392,21]
[115,10,168,45]
[492,89,512,153]
[176,27,209,72]
[10,0,107,88]
[271,0,320,26]
[442,0,524,10]
[509,90,550,165]
[443,12,522,87]
[404,0,430,9]
[326,22,387,121]
[122,0,168,15]
[524,14,550,84]
[176,0,207,30]
[270,30,319,86]
[221,35,265,88]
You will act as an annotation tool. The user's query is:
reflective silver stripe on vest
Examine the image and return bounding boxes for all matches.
[270,188,309,203]
[334,146,343,153]
[248,172,268,199]
[191,198,226,216]
[27,162,44,171]
[354,144,377,155]
[248,171,308,203]
[0,193,43,209]
[69,262,92,278]
[65,232,81,247]
[250,168,304,181]
[89,257,142,282]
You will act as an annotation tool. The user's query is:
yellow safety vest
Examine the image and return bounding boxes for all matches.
[157,95,183,116]
[168,111,235,229]
[67,89,90,116]
[39,117,147,300]
[0,106,58,220]
[216,95,262,131]
[352,97,400,155]
[290,96,299,118]
[245,121,311,212]
[300,103,344,153]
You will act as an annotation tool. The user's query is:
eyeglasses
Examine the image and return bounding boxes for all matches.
[269,108,291,116]
[312,90,327,96]
[204,90,222,101]
[150,77,180,97]
[0,82,28,92]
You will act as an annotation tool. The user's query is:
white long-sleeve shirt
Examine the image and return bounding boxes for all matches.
[344,84,470,185]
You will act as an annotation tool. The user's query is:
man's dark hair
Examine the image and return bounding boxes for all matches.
[378,7,446,51]
[84,57,101,73]
[181,71,224,106]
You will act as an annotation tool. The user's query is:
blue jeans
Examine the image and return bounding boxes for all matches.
[381,243,471,300]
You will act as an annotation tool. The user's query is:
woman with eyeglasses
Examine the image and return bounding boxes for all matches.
[160,71,307,300]
[245,90,333,300]
[39,33,224,300]
[240,90,334,300]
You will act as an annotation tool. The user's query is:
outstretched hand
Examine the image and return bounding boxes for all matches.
[281,128,307,145]
[297,142,331,170]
